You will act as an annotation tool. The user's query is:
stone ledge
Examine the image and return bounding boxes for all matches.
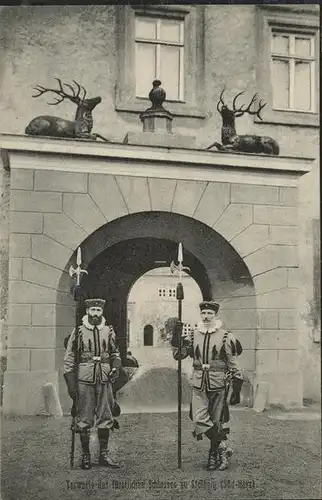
[0,134,313,178]
[124,131,196,150]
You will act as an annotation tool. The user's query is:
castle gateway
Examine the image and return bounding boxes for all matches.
[0,135,313,413]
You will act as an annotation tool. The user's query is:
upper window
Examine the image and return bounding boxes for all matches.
[271,30,316,113]
[135,16,184,101]
[116,5,205,119]
[255,5,319,127]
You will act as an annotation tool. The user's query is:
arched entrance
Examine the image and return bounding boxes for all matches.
[56,211,255,411]
[143,325,153,346]
[3,145,308,415]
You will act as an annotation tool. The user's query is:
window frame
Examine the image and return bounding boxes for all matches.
[270,30,316,113]
[255,5,319,127]
[158,285,176,299]
[135,16,185,101]
[116,5,206,119]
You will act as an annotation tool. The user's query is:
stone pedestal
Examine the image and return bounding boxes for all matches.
[140,108,173,133]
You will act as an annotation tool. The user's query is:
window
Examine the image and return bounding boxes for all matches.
[116,5,205,119]
[255,5,319,127]
[182,323,198,336]
[183,323,191,335]
[158,286,176,298]
[143,324,154,346]
[271,31,315,112]
[135,16,184,101]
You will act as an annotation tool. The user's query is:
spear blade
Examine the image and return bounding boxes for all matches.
[178,242,183,281]
[76,247,82,266]
[178,242,183,264]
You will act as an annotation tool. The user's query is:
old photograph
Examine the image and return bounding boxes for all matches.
[0,3,320,500]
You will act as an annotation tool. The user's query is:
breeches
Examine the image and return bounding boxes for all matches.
[192,388,226,438]
[77,382,115,430]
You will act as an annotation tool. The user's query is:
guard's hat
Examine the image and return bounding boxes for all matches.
[84,298,106,309]
[199,301,220,314]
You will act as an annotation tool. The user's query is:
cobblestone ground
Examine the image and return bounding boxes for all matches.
[1,407,321,500]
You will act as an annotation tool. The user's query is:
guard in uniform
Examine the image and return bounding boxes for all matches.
[171,300,243,471]
[64,298,122,470]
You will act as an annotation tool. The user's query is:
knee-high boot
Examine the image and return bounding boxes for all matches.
[80,430,91,470]
[98,428,119,468]
[217,441,231,470]
[205,427,220,471]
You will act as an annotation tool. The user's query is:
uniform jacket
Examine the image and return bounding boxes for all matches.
[64,315,122,385]
[173,319,242,392]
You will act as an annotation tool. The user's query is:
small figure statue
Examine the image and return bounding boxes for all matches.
[25,78,109,141]
[207,89,279,155]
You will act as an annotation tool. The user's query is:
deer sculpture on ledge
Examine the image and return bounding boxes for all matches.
[25,78,109,141]
[207,89,279,155]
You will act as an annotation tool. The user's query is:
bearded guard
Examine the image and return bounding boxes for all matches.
[64,298,122,470]
[171,300,243,471]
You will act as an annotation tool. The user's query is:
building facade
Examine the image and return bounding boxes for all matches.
[0,4,320,413]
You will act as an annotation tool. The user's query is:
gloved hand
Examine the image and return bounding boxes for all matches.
[112,401,121,417]
[112,419,120,430]
[64,372,77,400]
[109,368,120,384]
[230,377,243,405]
[171,321,183,347]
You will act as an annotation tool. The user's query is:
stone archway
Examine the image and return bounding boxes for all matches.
[4,155,306,414]
[56,211,256,411]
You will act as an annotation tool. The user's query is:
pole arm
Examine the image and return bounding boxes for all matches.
[170,242,190,470]
[68,246,87,469]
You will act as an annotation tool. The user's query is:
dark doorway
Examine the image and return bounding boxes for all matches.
[143,325,154,346]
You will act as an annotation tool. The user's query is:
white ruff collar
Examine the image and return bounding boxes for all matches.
[82,315,106,331]
[197,319,223,333]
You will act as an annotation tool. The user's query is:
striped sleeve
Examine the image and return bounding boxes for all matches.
[63,328,76,374]
[172,328,194,361]
[224,331,243,379]
[108,326,122,369]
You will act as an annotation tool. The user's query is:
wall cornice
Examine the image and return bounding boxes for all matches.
[0,134,313,187]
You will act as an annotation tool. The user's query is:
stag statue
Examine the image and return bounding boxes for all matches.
[207,89,279,155]
[25,78,109,141]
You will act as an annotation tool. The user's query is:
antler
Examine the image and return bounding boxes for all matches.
[217,87,226,114]
[233,92,267,119]
[32,78,87,105]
